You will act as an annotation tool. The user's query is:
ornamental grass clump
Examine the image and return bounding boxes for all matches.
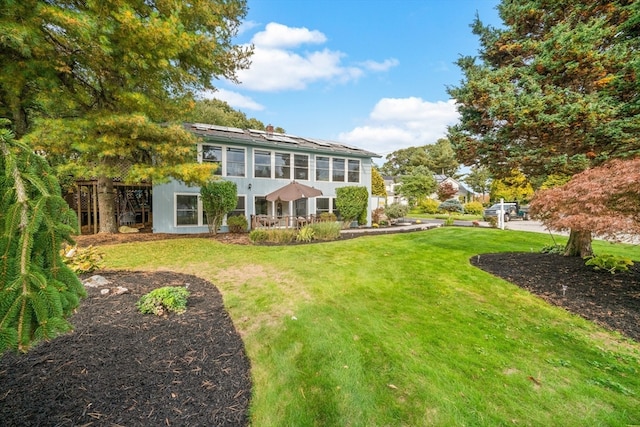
[137,286,190,316]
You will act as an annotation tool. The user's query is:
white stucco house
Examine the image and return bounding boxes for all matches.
[152,123,381,233]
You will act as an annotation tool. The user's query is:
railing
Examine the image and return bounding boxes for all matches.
[250,214,318,230]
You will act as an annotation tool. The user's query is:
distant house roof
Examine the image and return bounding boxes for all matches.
[185,123,381,159]
[434,174,476,195]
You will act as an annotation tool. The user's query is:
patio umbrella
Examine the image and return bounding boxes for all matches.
[265,181,323,202]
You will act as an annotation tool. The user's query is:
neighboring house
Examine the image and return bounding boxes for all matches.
[152,123,381,233]
[382,175,406,206]
[433,174,476,202]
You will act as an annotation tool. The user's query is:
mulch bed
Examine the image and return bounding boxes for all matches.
[1,231,639,426]
[472,252,640,342]
[0,271,251,427]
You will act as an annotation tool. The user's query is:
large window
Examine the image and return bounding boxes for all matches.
[176,194,199,226]
[332,158,345,182]
[316,156,330,181]
[316,197,330,214]
[202,145,222,176]
[348,159,360,183]
[294,154,309,180]
[228,196,246,218]
[254,150,271,178]
[226,148,245,177]
[316,197,339,219]
[255,196,268,215]
[274,152,290,179]
[176,193,246,227]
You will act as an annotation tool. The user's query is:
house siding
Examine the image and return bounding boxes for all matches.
[152,124,379,233]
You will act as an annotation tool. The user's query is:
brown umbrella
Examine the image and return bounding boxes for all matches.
[265,181,323,202]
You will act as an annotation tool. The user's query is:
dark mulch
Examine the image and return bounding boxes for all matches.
[472,252,640,342]
[0,271,251,427]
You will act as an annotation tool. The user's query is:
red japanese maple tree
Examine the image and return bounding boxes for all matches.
[530,158,640,257]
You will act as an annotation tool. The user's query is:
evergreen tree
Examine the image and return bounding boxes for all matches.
[0,121,85,353]
[371,167,387,198]
[448,0,640,256]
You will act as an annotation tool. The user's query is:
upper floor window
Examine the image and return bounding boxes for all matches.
[201,144,245,177]
[254,150,271,178]
[226,147,245,177]
[274,152,290,179]
[316,156,330,181]
[294,154,309,180]
[348,159,360,183]
[332,158,345,182]
[202,145,222,176]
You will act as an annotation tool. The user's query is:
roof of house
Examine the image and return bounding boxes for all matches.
[185,123,381,158]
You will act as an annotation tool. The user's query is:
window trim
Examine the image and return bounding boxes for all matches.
[200,143,246,178]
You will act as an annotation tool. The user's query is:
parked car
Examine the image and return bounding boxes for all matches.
[483,202,530,222]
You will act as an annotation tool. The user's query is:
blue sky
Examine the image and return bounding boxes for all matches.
[208,0,502,161]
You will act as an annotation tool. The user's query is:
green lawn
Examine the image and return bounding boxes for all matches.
[101,227,640,426]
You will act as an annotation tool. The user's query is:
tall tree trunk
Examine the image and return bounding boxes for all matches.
[564,229,593,258]
[97,175,118,233]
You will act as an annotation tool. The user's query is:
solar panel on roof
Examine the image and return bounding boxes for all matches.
[301,137,332,147]
[264,135,299,144]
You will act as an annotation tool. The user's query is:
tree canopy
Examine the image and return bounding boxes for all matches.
[182,98,285,132]
[530,157,640,251]
[448,0,640,256]
[448,0,640,180]
[380,139,459,177]
[1,0,252,233]
[395,166,437,207]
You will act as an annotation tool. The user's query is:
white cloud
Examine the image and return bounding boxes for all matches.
[360,58,399,72]
[233,22,394,92]
[202,88,264,111]
[252,22,326,48]
[338,98,460,156]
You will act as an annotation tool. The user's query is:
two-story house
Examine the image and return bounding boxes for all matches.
[152,123,381,233]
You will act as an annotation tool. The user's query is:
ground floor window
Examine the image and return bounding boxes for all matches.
[176,193,245,227]
[176,194,200,226]
[316,197,340,219]
[229,196,246,218]
[255,196,268,215]
[294,198,307,216]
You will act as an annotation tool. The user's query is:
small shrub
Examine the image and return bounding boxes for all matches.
[540,244,564,254]
[372,223,379,228]
[385,202,409,221]
[297,225,315,242]
[464,201,484,215]
[585,254,634,274]
[310,221,341,241]
[371,207,385,224]
[137,286,190,316]
[60,243,105,274]
[249,229,269,243]
[227,215,248,233]
[438,199,464,214]
[487,216,498,228]
[419,198,440,214]
[443,216,455,226]
[318,212,337,222]
[268,229,297,243]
